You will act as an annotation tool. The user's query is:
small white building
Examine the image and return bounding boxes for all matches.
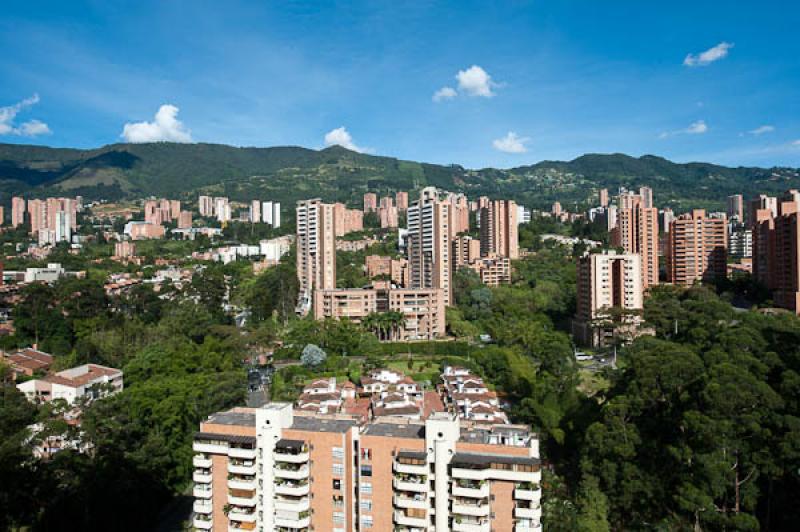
[17,363,123,405]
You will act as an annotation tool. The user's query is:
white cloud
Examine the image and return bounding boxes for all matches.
[121,104,193,143]
[0,94,51,137]
[793,140,800,147]
[456,65,495,97]
[660,120,709,138]
[686,120,708,134]
[432,86,457,102]
[492,131,530,153]
[684,42,734,67]
[323,126,371,153]
[749,125,775,135]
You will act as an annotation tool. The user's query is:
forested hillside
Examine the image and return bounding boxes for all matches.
[1,141,799,211]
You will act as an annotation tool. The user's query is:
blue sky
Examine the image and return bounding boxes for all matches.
[1,0,799,169]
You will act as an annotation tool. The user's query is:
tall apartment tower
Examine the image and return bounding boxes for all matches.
[363,193,378,213]
[250,200,261,223]
[407,187,452,306]
[11,196,25,227]
[272,203,281,228]
[479,199,519,259]
[599,188,609,208]
[727,194,744,222]
[296,199,337,315]
[573,250,643,346]
[198,195,214,217]
[192,404,542,532]
[396,191,409,211]
[770,201,800,312]
[612,193,659,289]
[639,186,654,209]
[666,209,728,286]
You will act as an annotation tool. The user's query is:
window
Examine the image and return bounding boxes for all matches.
[360,448,372,460]
[332,446,344,461]
[333,512,345,525]
[361,516,373,529]
[333,463,344,476]
[360,465,372,477]
[333,479,341,490]
[360,499,372,511]
[360,482,372,494]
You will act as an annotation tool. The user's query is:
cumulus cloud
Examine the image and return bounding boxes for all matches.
[749,125,775,135]
[684,42,733,67]
[456,65,496,97]
[432,86,457,102]
[121,104,193,143]
[432,65,499,102]
[660,120,709,138]
[492,132,530,153]
[686,120,708,134]
[0,94,52,137]
[323,127,372,153]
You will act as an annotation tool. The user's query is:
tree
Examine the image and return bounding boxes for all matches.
[301,344,327,368]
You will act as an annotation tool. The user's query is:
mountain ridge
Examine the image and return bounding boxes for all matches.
[1,141,798,210]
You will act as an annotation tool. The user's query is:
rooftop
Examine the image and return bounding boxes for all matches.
[363,422,425,439]
[205,409,256,427]
[290,415,358,434]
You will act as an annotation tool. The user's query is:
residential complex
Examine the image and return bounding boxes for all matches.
[573,250,644,346]
[611,192,658,290]
[192,402,541,532]
[666,209,728,286]
[313,284,446,341]
[751,193,800,313]
[407,187,453,306]
[479,199,518,260]
[296,199,337,315]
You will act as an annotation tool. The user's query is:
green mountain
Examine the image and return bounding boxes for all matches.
[1,142,798,211]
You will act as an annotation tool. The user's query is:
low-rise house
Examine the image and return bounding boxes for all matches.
[2,347,53,378]
[17,363,123,404]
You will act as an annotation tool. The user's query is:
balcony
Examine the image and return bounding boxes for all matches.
[228,493,257,507]
[228,477,256,491]
[274,451,310,464]
[193,455,212,468]
[228,461,257,475]
[393,478,428,493]
[452,518,491,532]
[275,497,311,513]
[228,447,257,460]
[393,494,428,509]
[515,506,541,519]
[452,501,490,517]
[274,514,311,529]
[193,516,213,530]
[393,460,428,476]
[394,510,428,528]
[451,467,489,481]
[193,441,227,454]
[193,500,213,514]
[452,482,490,499]
[193,471,212,484]
[274,464,310,480]
[275,481,310,497]
[229,521,257,532]
[193,486,212,499]
[515,519,542,531]
[228,509,257,522]
[514,486,541,502]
